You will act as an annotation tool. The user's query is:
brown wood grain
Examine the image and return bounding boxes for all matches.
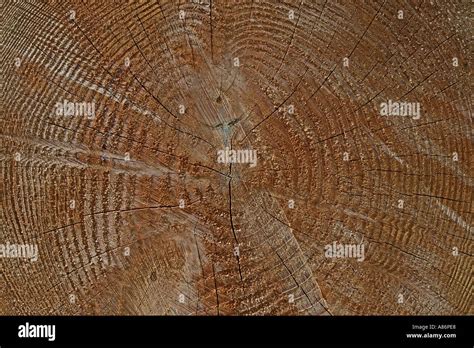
[1,0,472,315]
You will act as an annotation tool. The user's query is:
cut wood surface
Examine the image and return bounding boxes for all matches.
[1,0,472,315]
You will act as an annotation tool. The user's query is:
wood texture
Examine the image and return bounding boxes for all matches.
[1,0,472,315]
